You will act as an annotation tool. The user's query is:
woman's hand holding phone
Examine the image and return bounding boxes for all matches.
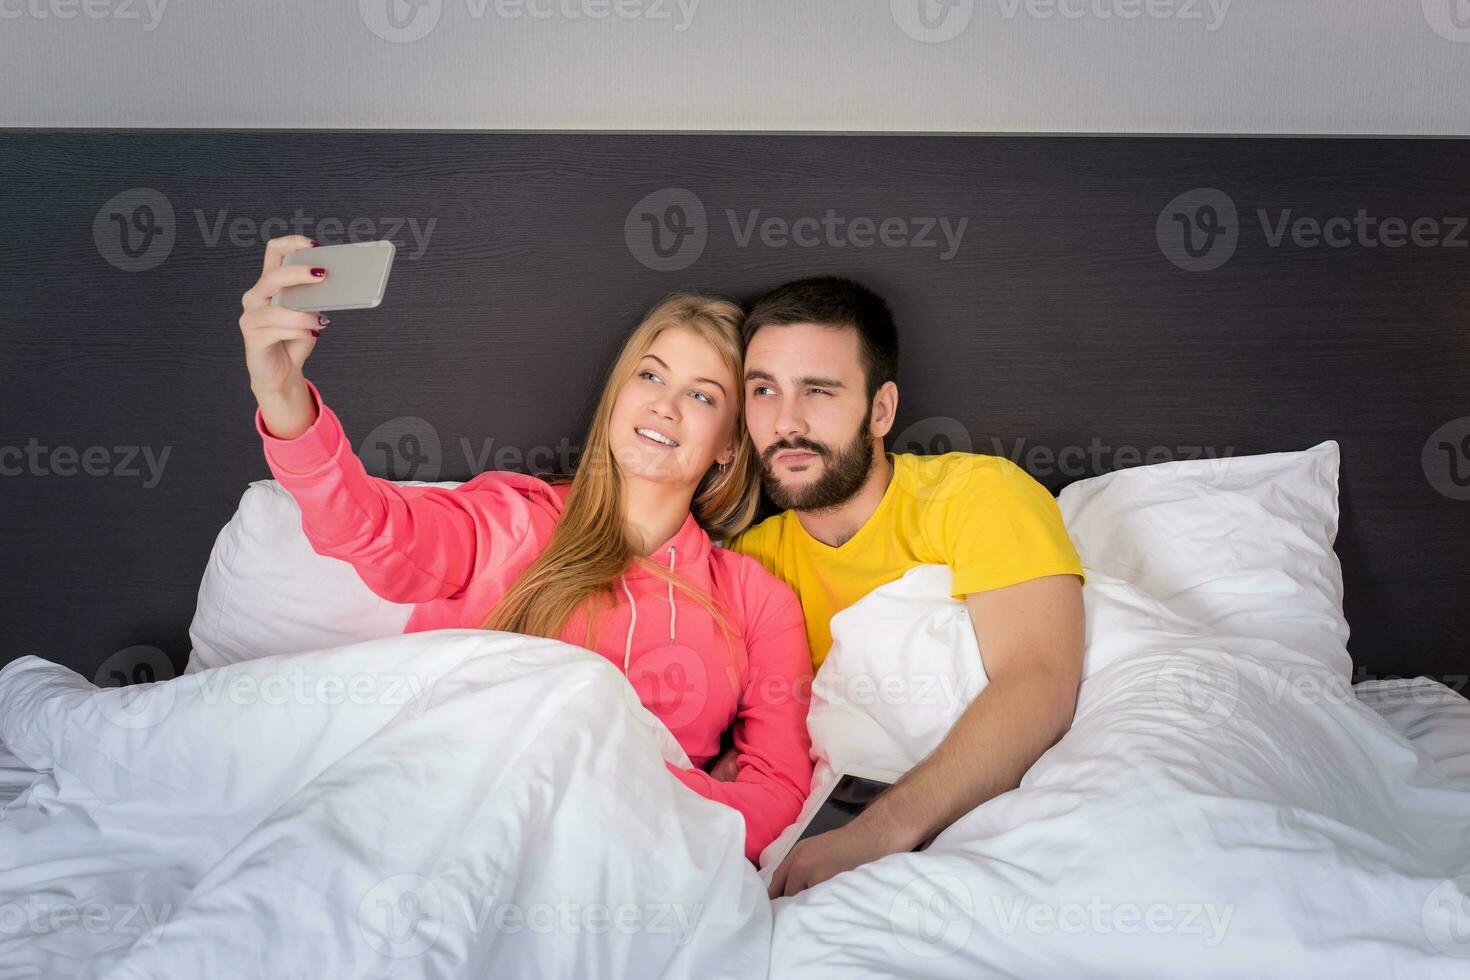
[240,236,331,439]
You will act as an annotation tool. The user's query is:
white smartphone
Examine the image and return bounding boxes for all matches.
[272,240,396,312]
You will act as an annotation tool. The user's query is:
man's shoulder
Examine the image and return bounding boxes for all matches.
[724,508,792,558]
[892,451,1047,510]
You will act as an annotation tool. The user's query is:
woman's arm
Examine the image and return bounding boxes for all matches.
[665,569,814,864]
[255,376,555,606]
[239,236,562,607]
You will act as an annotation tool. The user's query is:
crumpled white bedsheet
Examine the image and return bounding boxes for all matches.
[0,629,770,980]
[765,571,1470,978]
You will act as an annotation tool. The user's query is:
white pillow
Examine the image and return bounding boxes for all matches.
[1057,438,1348,676]
[760,564,982,873]
[185,479,461,673]
[805,563,986,782]
[759,439,1347,869]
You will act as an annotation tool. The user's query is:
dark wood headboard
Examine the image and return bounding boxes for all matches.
[2,132,1466,687]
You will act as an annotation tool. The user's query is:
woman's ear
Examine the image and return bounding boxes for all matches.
[717,445,735,467]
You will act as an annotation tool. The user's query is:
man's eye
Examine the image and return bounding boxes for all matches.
[752,385,772,397]
[809,388,830,396]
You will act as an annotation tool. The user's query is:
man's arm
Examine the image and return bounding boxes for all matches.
[767,572,1084,898]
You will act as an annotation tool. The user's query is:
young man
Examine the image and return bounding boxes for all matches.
[719,276,1087,898]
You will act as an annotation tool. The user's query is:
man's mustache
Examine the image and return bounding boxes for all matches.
[762,439,828,465]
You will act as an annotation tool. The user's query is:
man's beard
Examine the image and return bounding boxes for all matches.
[759,408,876,512]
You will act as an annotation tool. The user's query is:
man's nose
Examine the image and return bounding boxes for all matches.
[774,396,806,440]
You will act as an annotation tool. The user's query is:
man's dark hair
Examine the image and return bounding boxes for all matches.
[742,276,899,401]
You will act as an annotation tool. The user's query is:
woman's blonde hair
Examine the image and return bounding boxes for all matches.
[478,293,759,653]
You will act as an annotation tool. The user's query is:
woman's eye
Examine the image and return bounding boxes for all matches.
[691,390,713,405]
[639,370,661,383]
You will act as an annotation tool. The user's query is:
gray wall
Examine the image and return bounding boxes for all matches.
[2,0,1469,133]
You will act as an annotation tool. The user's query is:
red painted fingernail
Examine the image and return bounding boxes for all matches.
[310,268,325,277]
[309,240,321,247]
[311,330,320,338]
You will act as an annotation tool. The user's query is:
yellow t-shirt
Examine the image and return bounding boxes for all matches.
[725,452,1086,669]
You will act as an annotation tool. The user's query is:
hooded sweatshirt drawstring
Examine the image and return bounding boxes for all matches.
[619,544,678,673]
[666,545,677,645]
[619,575,637,672]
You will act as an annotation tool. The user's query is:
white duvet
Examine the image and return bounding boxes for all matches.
[0,629,770,980]
[4,443,1469,978]
[2,585,1469,980]
[764,566,1470,979]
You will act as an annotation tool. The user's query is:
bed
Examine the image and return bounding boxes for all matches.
[2,131,1467,978]
[2,438,1467,978]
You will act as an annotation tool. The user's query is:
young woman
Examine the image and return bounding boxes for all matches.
[237,236,812,864]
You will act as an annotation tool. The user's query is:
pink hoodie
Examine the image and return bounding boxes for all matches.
[254,378,813,862]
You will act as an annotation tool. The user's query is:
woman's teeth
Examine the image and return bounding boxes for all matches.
[635,427,679,447]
